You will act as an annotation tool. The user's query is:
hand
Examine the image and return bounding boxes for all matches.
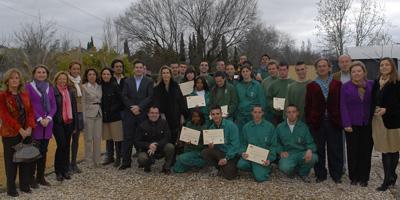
[131,105,141,115]
[208,143,214,149]
[180,115,185,125]
[375,108,386,116]
[149,143,157,152]
[304,150,313,162]
[41,118,50,127]
[147,149,155,156]
[344,127,353,133]
[72,129,78,134]
[256,73,262,81]
[25,127,32,136]
[218,158,227,166]
[262,160,270,166]
[19,128,27,138]
[242,153,249,160]
[280,152,289,158]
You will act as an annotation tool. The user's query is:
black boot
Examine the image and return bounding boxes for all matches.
[377,153,391,191]
[388,152,399,186]
[36,157,50,186]
[113,142,122,167]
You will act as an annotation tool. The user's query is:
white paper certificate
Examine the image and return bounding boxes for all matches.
[203,129,224,144]
[273,97,285,110]
[179,81,194,96]
[245,144,270,165]
[179,126,201,145]
[221,105,229,117]
[186,96,206,109]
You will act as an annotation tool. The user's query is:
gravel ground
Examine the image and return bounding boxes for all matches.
[0,151,398,200]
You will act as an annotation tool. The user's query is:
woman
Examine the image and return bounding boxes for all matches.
[235,65,265,142]
[189,76,210,125]
[305,58,343,183]
[340,61,373,187]
[180,67,196,84]
[53,71,78,181]
[26,65,57,187]
[82,68,103,167]
[67,61,83,173]
[371,57,400,191]
[100,68,124,167]
[153,65,187,145]
[0,68,36,197]
[173,110,207,173]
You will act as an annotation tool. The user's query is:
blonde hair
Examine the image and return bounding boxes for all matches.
[2,68,25,92]
[53,71,70,85]
[350,61,368,80]
[157,65,172,85]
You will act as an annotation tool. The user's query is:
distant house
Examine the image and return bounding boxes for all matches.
[347,44,400,79]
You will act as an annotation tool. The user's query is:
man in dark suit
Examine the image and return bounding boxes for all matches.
[119,60,154,170]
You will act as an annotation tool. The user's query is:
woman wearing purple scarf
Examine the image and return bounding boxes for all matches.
[25,65,57,187]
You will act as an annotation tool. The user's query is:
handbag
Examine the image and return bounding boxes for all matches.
[12,142,41,163]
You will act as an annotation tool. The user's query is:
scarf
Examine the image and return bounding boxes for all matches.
[352,80,367,101]
[379,76,389,90]
[57,85,73,124]
[34,79,51,113]
[68,74,82,97]
[315,74,333,100]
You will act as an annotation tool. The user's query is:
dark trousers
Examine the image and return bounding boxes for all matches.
[201,147,239,180]
[2,135,32,193]
[70,112,83,167]
[312,119,344,180]
[345,125,373,182]
[106,140,122,160]
[53,123,73,174]
[121,111,144,166]
[137,143,175,169]
[272,113,284,126]
[32,139,49,180]
[381,152,399,185]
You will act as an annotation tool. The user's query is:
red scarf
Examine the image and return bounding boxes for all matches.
[57,85,73,124]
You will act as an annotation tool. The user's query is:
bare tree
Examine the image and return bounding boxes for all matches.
[102,17,122,53]
[315,0,352,56]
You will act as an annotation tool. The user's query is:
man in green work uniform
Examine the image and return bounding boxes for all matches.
[237,105,276,182]
[199,61,215,88]
[209,71,239,121]
[261,60,279,122]
[201,105,240,180]
[267,62,294,125]
[275,104,318,182]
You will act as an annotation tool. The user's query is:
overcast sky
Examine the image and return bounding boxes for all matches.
[0,0,399,49]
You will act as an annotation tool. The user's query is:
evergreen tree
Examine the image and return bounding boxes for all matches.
[188,35,193,64]
[123,39,130,56]
[179,33,186,62]
[221,35,228,62]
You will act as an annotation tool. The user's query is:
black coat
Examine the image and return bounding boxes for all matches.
[153,81,188,130]
[53,86,78,131]
[122,76,154,113]
[371,79,400,129]
[134,118,170,151]
[101,79,124,123]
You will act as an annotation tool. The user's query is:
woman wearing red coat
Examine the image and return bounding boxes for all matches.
[0,68,36,197]
[305,58,343,184]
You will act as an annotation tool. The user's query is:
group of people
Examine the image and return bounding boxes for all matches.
[0,53,399,197]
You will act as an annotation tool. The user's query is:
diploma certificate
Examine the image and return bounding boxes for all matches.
[203,129,224,144]
[179,126,201,145]
[245,144,270,165]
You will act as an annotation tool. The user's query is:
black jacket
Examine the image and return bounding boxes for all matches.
[153,81,188,130]
[371,79,400,129]
[101,79,124,123]
[134,118,170,152]
[53,86,78,131]
[122,76,154,113]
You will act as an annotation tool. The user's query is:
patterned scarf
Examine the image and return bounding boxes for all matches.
[315,73,333,100]
[352,80,367,101]
[57,85,73,124]
[68,74,82,97]
[34,79,51,113]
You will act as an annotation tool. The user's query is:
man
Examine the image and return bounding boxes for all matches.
[201,105,240,180]
[112,59,125,85]
[255,54,270,81]
[275,105,318,182]
[215,60,226,72]
[261,60,279,122]
[135,106,175,174]
[239,55,247,65]
[225,64,238,86]
[237,105,276,182]
[284,61,310,121]
[179,63,188,76]
[199,61,215,88]
[208,71,238,120]
[171,63,183,83]
[267,62,294,125]
[333,55,352,83]
[120,60,154,170]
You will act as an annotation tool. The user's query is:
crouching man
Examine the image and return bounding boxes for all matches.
[275,104,318,182]
[135,106,175,174]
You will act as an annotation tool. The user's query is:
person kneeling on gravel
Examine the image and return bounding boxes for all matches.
[237,105,276,182]
[274,104,318,183]
[134,106,175,174]
[201,105,240,180]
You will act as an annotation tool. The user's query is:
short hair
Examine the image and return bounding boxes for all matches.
[278,62,289,69]
[2,68,24,92]
[82,68,99,84]
[69,61,82,69]
[296,61,305,66]
[252,104,263,111]
[53,71,70,86]
[267,60,279,67]
[111,59,124,70]
[32,64,50,81]
[210,105,222,112]
[314,58,332,68]
[213,71,226,79]
[148,105,160,113]
[286,104,298,111]
[133,60,144,66]
[261,54,270,59]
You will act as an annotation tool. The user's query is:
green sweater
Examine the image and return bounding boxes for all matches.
[209,119,240,160]
[200,74,215,89]
[274,120,317,154]
[266,78,294,116]
[284,80,311,121]
[209,82,238,119]
[241,119,277,161]
[261,76,278,114]
[236,80,266,119]
[184,121,208,152]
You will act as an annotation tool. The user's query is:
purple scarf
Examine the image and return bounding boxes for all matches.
[34,79,51,113]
